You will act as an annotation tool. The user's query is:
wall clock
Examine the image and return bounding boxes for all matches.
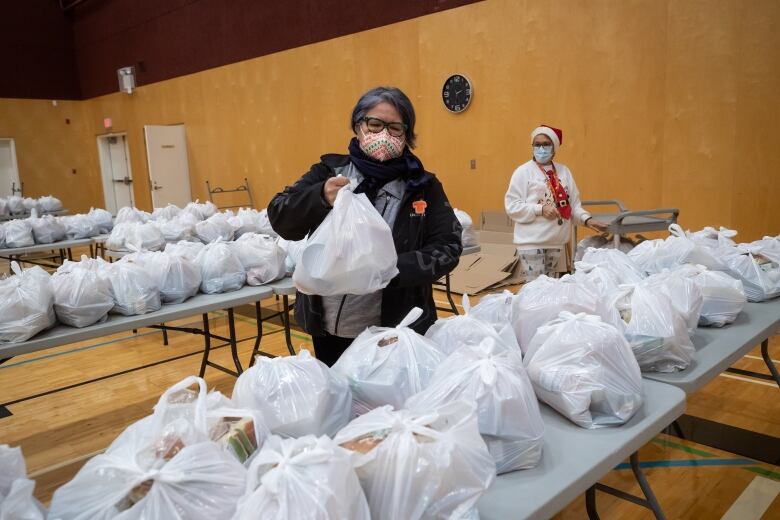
[442,74,473,113]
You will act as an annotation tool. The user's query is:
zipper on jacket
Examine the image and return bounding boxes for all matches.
[333,295,348,336]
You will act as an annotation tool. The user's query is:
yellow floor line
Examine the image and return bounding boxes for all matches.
[720,475,780,520]
[718,373,778,388]
[28,448,105,478]
[744,354,780,364]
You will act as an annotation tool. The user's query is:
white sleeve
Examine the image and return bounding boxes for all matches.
[567,170,591,225]
[505,167,543,224]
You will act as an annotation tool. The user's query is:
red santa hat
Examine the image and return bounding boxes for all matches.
[531,124,563,152]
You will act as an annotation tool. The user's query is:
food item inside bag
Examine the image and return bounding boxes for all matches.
[232,435,370,520]
[406,337,545,473]
[232,349,352,438]
[718,245,780,302]
[52,256,114,328]
[334,401,495,520]
[0,262,56,343]
[606,283,694,372]
[293,187,398,296]
[425,294,521,355]
[332,307,446,417]
[194,241,245,293]
[524,312,643,428]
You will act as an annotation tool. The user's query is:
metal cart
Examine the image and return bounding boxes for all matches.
[574,199,679,249]
[206,177,255,210]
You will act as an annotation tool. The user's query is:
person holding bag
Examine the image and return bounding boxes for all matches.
[268,86,462,366]
[505,125,607,281]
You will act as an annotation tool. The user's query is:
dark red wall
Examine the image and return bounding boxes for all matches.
[3,0,482,100]
[0,0,81,100]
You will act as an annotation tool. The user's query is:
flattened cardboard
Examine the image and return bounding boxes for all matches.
[480,210,514,232]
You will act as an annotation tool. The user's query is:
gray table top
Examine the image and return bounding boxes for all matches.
[267,276,296,296]
[643,298,780,393]
[0,285,274,359]
[478,379,686,520]
[0,237,94,256]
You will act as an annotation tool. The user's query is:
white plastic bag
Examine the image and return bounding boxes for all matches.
[52,257,114,328]
[195,213,235,243]
[38,195,63,212]
[228,208,275,238]
[277,237,306,275]
[689,225,738,249]
[513,275,601,354]
[626,239,664,275]
[61,214,100,239]
[573,261,622,297]
[332,307,446,417]
[114,206,151,224]
[152,204,181,221]
[231,233,286,285]
[3,220,34,248]
[165,239,205,261]
[0,198,8,216]
[746,238,780,264]
[104,259,162,315]
[21,198,40,214]
[454,208,479,248]
[469,290,517,334]
[425,294,521,355]
[644,269,704,337]
[580,247,645,284]
[525,312,643,428]
[334,401,495,520]
[195,241,245,294]
[127,250,201,304]
[27,210,66,244]
[0,263,55,342]
[232,349,352,438]
[718,245,780,301]
[293,187,398,296]
[0,445,46,520]
[156,216,195,243]
[49,378,248,520]
[650,224,728,271]
[607,283,694,372]
[6,196,24,214]
[106,222,165,252]
[672,264,746,327]
[0,225,5,249]
[182,200,217,220]
[232,435,370,520]
[87,207,114,233]
[406,337,544,473]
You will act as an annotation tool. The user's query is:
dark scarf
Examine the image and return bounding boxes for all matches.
[347,137,430,202]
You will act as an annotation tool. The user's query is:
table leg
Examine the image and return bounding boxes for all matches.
[227,308,243,375]
[761,339,780,389]
[89,244,95,258]
[248,301,264,367]
[629,452,666,520]
[198,313,212,378]
[591,452,667,520]
[445,273,459,315]
[281,295,295,356]
[161,323,169,346]
[67,247,73,261]
[586,486,601,520]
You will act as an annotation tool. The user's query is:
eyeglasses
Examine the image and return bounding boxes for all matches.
[360,117,407,138]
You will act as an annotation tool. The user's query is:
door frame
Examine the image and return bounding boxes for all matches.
[96,132,134,214]
[0,137,22,197]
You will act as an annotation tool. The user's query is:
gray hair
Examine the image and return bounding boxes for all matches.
[351,86,417,148]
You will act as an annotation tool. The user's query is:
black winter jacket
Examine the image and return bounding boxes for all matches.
[267,153,463,336]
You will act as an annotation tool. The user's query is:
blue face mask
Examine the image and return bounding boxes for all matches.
[533,145,554,164]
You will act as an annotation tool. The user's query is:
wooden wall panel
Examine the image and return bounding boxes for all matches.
[1,0,778,239]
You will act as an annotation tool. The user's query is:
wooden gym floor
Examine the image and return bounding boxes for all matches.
[0,247,778,519]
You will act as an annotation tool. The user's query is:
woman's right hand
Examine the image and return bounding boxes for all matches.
[323,176,350,206]
[541,203,559,220]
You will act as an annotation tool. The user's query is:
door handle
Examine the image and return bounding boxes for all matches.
[153,181,163,191]
[113,176,133,185]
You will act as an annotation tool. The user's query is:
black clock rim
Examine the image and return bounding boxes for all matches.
[442,74,473,113]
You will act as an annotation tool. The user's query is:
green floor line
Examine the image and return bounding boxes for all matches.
[652,438,718,458]
[744,467,780,482]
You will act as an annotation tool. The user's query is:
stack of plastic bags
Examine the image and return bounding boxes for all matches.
[605,282,694,372]
[3,219,34,248]
[0,262,56,342]
[334,401,495,520]
[718,244,780,302]
[231,233,286,285]
[61,214,100,240]
[195,213,235,243]
[52,256,114,328]
[49,377,262,520]
[87,207,114,233]
[232,349,352,438]
[233,435,370,520]
[407,337,545,473]
[38,195,63,213]
[333,307,446,417]
[155,212,197,243]
[182,200,217,220]
[121,250,201,304]
[151,204,181,221]
[194,241,245,293]
[0,445,46,520]
[27,209,66,244]
[106,222,165,252]
[426,294,520,355]
[228,208,276,238]
[524,312,643,428]
[293,187,398,296]
[454,208,479,248]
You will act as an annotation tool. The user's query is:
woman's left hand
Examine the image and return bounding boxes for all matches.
[587,219,609,232]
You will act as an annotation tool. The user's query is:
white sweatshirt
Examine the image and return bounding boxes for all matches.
[504,160,591,249]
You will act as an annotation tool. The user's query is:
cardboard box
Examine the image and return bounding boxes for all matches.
[480,210,513,232]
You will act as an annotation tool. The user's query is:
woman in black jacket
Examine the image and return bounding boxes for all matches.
[268,86,462,366]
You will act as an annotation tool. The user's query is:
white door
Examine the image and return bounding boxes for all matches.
[144,124,192,208]
[97,134,134,214]
[0,139,21,198]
